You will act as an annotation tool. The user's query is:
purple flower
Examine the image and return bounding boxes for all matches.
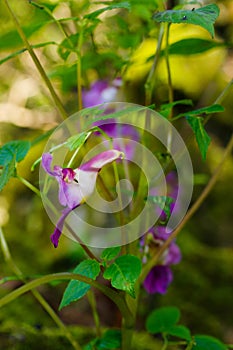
[143,265,173,294]
[94,120,140,160]
[142,225,181,295]
[42,150,124,247]
[82,78,122,108]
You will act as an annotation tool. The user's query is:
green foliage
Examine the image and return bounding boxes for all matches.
[0,141,31,191]
[59,260,100,310]
[183,104,224,160]
[66,131,91,151]
[84,330,121,350]
[193,335,227,350]
[103,255,142,298]
[84,2,131,20]
[146,306,192,341]
[161,38,225,56]
[100,246,121,261]
[153,4,220,38]
[187,116,211,160]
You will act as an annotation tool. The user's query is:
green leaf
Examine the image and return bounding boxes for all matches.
[181,104,224,117]
[0,157,16,191]
[161,38,225,56]
[168,325,192,341]
[186,116,210,160]
[147,195,174,219]
[96,330,121,349]
[153,4,220,38]
[66,131,90,151]
[193,335,227,350]
[100,247,121,261]
[85,2,131,20]
[146,306,180,334]
[57,33,79,60]
[0,140,31,166]
[103,255,142,298]
[59,260,100,310]
[159,99,193,118]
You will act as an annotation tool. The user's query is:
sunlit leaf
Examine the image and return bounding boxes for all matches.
[103,255,141,298]
[153,4,220,37]
[66,131,90,151]
[59,260,100,310]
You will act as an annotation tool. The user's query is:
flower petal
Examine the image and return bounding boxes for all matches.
[50,207,73,248]
[79,150,123,171]
[42,153,61,176]
[143,265,173,294]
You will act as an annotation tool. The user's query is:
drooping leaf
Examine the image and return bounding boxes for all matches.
[153,4,220,38]
[186,116,210,160]
[57,33,79,60]
[100,247,121,261]
[193,335,227,350]
[103,255,142,298]
[59,259,100,310]
[0,157,16,191]
[161,38,225,56]
[146,306,180,334]
[84,2,131,20]
[0,140,31,166]
[168,325,192,341]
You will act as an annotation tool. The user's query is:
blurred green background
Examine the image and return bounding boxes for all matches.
[0,0,232,349]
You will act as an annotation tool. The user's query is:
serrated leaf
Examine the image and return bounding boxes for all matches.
[0,140,31,166]
[168,325,192,341]
[153,4,220,38]
[66,131,90,151]
[161,38,225,56]
[147,195,174,219]
[146,306,180,334]
[59,260,100,310]
[103,255,142,298]
[193,335,227,350]
[85,2,131,20]
[186,116,210,160]
[0,157,16,191]
[101,247,121,261]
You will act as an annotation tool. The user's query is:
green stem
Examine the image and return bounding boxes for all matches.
[4,0,68,120]
[140,134,233,282]
[161,334,169,350]
[87,290,101,337]
[0,228,82,350]
[214,78,233,105]
[17,175,41,197]
[144,24,165,106]
[0,272,133,322]
[165,23,173,119]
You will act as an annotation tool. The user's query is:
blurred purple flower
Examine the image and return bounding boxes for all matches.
[143,225,181,294]
[94,120,140,160]
[82,78,122,108]
[42,150,123,247]
[143,265,173,294]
